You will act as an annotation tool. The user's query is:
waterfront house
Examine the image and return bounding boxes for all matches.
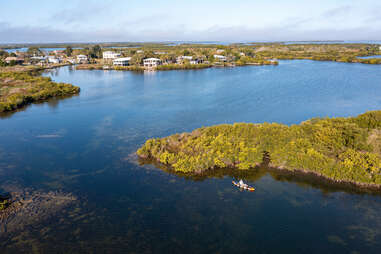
[213,55,227,62]
[5,56,24,64]
[48,56,61,64]
[143,58,162,68]
[190,58,204,65]
[103,51,121,60]
[77,55,88,64]
[30,56,47,63]
[176,56,193,64]
[113,57,131,66]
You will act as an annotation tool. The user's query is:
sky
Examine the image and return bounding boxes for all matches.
[1,0,381,43]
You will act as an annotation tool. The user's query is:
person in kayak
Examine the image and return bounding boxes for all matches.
[239,179,247,187]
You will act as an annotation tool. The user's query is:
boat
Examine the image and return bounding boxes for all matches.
[232,181,255,191]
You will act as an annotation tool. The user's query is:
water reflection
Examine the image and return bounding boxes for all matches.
[0,94,79,119]
[139,157,381,196]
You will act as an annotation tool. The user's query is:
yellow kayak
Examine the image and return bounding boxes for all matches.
[232,181,255,192]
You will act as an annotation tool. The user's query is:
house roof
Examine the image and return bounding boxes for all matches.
[5,57,23,61]
[144,58,161,61]
[178,56,193,60]
[113,57,131,61]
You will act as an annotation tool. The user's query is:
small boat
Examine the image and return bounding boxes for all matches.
[232,181,255,192]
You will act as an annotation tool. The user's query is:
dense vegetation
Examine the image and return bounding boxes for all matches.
[0,72,80,112]
[137,110,381,186]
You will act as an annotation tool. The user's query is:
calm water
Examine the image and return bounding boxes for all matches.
[1,61,381,253]
[4,47,82,53]
[357,55,381,59]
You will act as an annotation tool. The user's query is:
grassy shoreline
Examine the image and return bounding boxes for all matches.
[137,110,381,189]
[0,71,80,112]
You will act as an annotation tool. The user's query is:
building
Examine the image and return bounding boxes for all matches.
[190,58,204,65]
[113,57,131,66]
[176,56,193,64]
[48,56,61,64]
[77,55,88,64]
[5,57,24,64]
[213,55,227,62]
[143,58,162,68]
[103,51,121,60]
[177,56,204,64]
[216,49,225,54]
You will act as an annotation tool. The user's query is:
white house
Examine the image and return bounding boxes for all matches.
[103,51,121,60]
[176,56,193,64]
[143,58,162,67]
[113,57,131,66]
[214,55,227,62]
[190,58,204,65]
[5,57,24,64]
[48,56,61,64]
[77,55,88,64]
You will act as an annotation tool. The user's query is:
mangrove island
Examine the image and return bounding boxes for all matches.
[137,110,381,188]
[0,71,80,113]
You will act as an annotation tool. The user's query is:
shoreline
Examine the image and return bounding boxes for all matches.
[269,164,381,191]
[0,70,80,113]
[138,155,381,192]
[74,61,278,71]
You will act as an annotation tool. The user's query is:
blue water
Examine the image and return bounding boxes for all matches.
[283,40,381,45]
[4,47,82,53]
[357,55,381,59]
[1,60,381,253]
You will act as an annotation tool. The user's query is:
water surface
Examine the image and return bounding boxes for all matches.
[1,60,381,253]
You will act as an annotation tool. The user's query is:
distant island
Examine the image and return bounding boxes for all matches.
[137,110,381,189]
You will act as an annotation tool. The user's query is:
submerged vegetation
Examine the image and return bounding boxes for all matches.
[137,110,381,187]
[0,194,10,210]
[0,72,80,112]
[0,199,9,210]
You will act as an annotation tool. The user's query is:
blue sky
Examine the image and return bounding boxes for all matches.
[1,0,381,43]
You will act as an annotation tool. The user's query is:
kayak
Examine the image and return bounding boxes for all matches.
[232,181,255,192]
